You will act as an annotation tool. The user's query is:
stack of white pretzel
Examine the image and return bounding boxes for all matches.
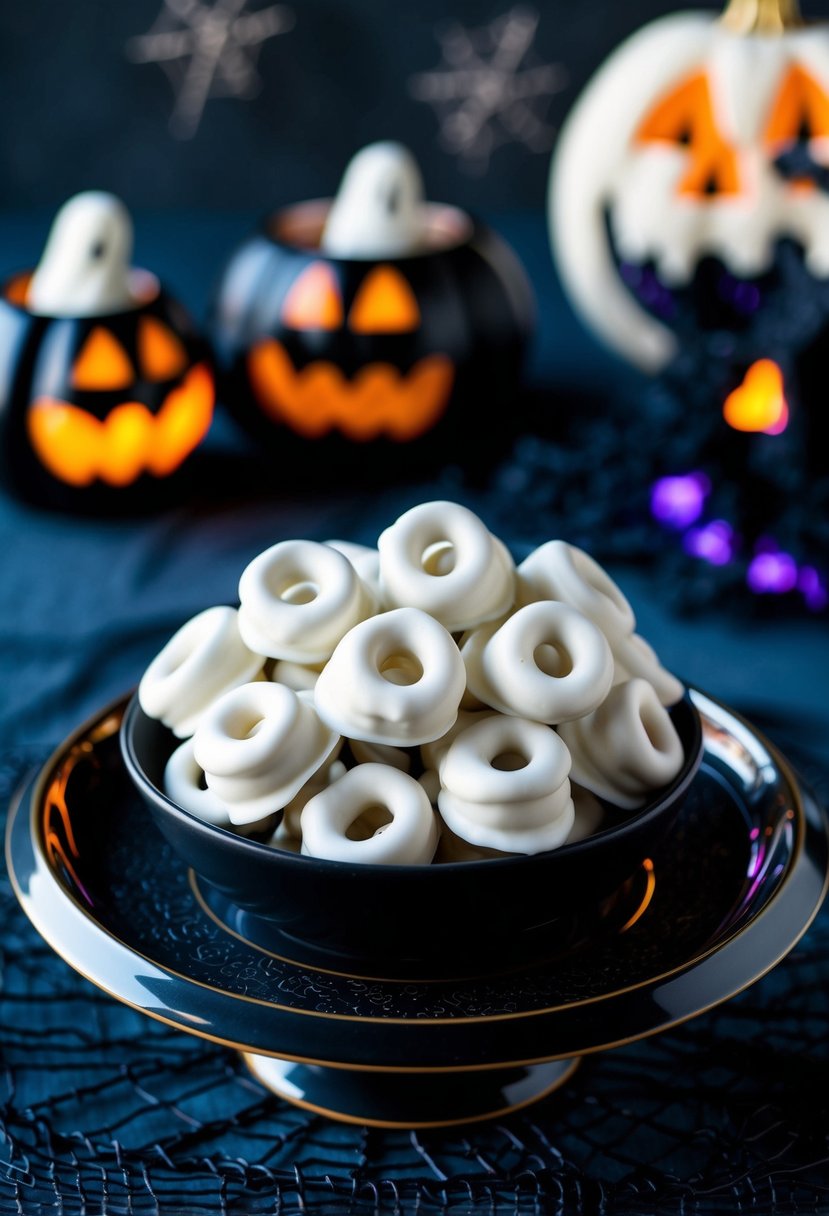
[139,501,685,866]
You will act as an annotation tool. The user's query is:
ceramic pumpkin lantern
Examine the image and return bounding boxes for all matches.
[0,193,215,511]
[550,0,829,373]
[211,143,534,475]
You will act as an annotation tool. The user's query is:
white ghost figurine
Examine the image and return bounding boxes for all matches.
[321,142,427,259]
[28,191,135,317]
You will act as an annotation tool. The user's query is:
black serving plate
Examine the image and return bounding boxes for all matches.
[6,689,828,1128]
[120,692,703,976]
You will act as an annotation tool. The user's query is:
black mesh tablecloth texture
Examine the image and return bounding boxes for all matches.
[1,714,828,1216]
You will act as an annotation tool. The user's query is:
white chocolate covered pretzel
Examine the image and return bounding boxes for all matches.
[325,540,381,596]
[517,541,635,642]
[192,682,340,825]
[139,606,265,739]
[238,539,375,664]
[567,784,605,844]
[437,715,574,854]
[420,709,495,777]
[378,501,515,632]
[435,822,510,862]
[349,738,413,772]
[462,601,614,724]
[301,763,440,864]
[270,758,347,847]
[271,659,324,693]
[612,632,684,707]
[558,678,684,810]
[314,607,466,745]
[163,737,275,836]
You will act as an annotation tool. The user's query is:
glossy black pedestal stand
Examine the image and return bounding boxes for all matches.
[244,1055,580,1128]
[7,689,828,1129]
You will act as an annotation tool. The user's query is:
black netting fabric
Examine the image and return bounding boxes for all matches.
[469,270,829,619]
[1,735,828,1216]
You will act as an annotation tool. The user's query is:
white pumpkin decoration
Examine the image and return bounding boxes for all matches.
[549,0,829,371]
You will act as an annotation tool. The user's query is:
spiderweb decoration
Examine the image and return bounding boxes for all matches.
[1,727,828,1216]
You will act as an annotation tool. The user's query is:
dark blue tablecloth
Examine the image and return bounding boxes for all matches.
[0,211,828,1214]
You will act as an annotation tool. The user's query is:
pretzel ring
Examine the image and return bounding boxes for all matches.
[238,539,375,664]
[462,601,613,724]
[314,607,466,745]
[192,682,340,825]
[301,763,439,865]
[269,758,347,849]
[517,541,635,642]
[558,678,684,809]
[164,737,275,836]
[378,501,514,631]
[612,632,684,706]
[437,715,574,854]
[139,606,264,738]
[325,539,381,596]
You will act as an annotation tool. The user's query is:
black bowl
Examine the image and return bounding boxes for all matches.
[120,694,702,976]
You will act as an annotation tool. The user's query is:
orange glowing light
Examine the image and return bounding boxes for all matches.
[71,327,135,391]
[723,359,789,434]
[636,72,741,197]
[621,858,656,932]
[248,338,454,441]
[138,315,188,381]
[6,273,31,306]
[27,362,214,486]
[281,262,343,331]
[41,744,91,897]
[43,747,87,859]
[348,266,421,334]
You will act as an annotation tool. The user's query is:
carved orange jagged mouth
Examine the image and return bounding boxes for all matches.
[26,363,214,487]
[248,338,455,442]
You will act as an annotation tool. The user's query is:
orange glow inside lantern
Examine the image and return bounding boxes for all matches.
[247,259,453,441]
[723,358,789,434]
[28,363,214,487]
[0,275,216,491]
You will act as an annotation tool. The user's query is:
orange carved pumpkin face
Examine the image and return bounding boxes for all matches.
[635,63,829,202]
[550,15,829,374]
[24,311,214,487]
[247,261,454,442]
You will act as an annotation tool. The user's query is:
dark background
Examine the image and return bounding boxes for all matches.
[2,5,829,1210]
[0,0,773,215]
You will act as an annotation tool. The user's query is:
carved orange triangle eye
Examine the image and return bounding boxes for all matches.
[281,263,343,331]
[348,267,421,334]
[138,315,188,381]
[765,64,829,148]
[636,72,740,198]
[72,327,134,391]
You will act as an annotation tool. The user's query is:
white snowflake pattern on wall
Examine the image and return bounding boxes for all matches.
[127,0,295,139]
[410,6,566,175]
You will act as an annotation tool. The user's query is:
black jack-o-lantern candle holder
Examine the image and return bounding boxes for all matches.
[0,194,215,513]
[210,180,534,480]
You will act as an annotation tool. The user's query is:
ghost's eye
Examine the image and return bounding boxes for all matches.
[384,183,401,214]
[90,242,106,260]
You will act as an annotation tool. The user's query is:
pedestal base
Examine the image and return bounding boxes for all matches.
[242,1055,581,1128]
